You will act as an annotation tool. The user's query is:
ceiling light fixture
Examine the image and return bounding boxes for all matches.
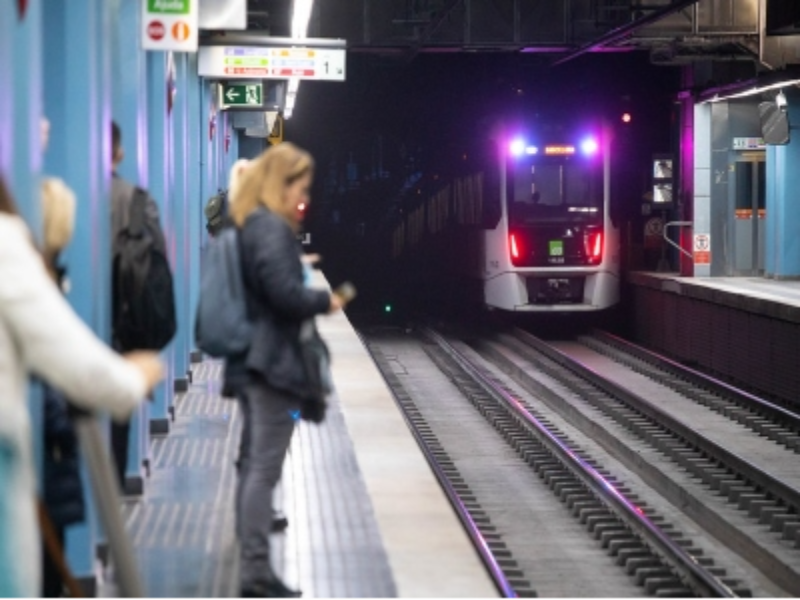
[285,0,314,120]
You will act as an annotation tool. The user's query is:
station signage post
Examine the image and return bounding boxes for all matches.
[142,0,199,52]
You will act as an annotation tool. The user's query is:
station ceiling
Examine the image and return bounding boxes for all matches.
[239,1,799,76]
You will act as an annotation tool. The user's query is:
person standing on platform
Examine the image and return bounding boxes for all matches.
[109,121,172,491]
[225,143,344,598]
[37,174,86,597]
[0,176,164,597]
[225,158,293,537]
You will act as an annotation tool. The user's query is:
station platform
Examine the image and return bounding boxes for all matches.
[113,273,496,598]
[626,272,800,405]
[629,272,800,323]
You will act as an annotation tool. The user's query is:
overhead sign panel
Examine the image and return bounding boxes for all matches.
[220,82,263,108]
[142,0,198,52]
[198,46,346,81]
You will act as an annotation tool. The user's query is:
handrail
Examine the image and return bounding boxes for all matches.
[664,221,693,260]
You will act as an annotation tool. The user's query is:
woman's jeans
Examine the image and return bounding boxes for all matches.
[237,381,298,587]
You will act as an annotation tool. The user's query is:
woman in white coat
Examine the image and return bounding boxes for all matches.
[0,177,162,597]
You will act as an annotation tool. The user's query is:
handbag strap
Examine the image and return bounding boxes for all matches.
[38,499,84,597]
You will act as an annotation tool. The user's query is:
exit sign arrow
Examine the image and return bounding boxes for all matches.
[220,82,264,108]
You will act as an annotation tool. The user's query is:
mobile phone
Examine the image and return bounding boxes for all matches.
[335,282,357,303]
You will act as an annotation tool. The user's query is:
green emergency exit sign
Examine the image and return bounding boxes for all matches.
[220,82,263,107]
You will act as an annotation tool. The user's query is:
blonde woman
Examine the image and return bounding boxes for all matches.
[225,143,343,598]
[39,177,84,597]
[0,177,163,596]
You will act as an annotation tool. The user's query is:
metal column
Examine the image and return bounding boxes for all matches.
[145,51,175,435]
[186,54,203,356]
[172,52,191,392]
[113,0,152,495]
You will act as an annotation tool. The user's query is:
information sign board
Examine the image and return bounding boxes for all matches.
[142,0,198,52]
[219,82,263,108]
[199,46,346,81]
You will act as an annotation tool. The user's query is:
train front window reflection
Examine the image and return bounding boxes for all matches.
[509,158,602,224]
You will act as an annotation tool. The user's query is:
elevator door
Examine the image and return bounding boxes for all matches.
[733,158,766,275]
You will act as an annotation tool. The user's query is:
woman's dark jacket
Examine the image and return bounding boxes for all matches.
[42,263,86,528]
[224,208,330,399]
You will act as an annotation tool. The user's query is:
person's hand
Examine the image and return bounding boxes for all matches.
[329,293,344,313]
[123,351,164,392]
[302,253,321,266]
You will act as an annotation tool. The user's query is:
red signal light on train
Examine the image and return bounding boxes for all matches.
[510,234,520,259]
[622,113,632,124]
[586,231,603,261]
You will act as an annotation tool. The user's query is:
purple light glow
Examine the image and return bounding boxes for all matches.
[509,138,525,157]
[581,138,599,155]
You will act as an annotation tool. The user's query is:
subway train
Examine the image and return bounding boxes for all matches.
[392,120,621,313]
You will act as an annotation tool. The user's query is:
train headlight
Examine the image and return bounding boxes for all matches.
[580,138,599,156]
[509,139,526,157]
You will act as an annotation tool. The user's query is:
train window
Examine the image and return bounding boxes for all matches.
[508,156,602,224]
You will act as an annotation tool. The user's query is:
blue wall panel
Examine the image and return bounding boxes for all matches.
[145,52,175,431]
[172,53,190,385]
[113,0,152,489]
[11,0,43,232]
[42,0,114,583]
[766,96,800,278]
[0,2,14,178]
[186,56,202,352]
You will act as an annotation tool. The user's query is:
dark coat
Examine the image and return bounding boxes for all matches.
[42,384,86,528]
[41,262,86,528]
[224,208,330,399]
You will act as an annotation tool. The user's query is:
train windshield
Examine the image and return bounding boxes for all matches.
[508,157,603,225]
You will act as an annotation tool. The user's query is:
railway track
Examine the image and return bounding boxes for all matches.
[364,326,768,598]
[581,330,800,454]
[475,327,800,596]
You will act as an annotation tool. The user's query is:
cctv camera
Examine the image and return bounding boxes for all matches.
[776,91,788,112]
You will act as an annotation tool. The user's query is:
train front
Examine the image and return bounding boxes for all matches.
[483,132,620,312]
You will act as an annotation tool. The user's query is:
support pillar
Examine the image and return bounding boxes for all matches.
[113,0,151,495]
[765,94,800,278]
[679,66,695,276]
[145,51,174,435]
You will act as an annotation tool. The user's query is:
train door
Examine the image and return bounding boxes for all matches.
[732,153,766,275]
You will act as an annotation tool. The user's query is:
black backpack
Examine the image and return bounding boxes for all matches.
[112,188,176,351]
[204,191,228,237]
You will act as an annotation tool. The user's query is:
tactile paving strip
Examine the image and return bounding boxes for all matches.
[117,360,396,598]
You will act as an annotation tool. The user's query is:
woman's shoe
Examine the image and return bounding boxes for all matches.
[241,577,301,598]
[271,515,289,533]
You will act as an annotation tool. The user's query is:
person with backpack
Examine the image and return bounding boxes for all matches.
[109,121,176,490]
[204,143,345,598]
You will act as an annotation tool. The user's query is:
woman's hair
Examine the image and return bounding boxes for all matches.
[227,158,251,207]
[230,142,314,229]
[41,178,76,262]
[0,176,18,215]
